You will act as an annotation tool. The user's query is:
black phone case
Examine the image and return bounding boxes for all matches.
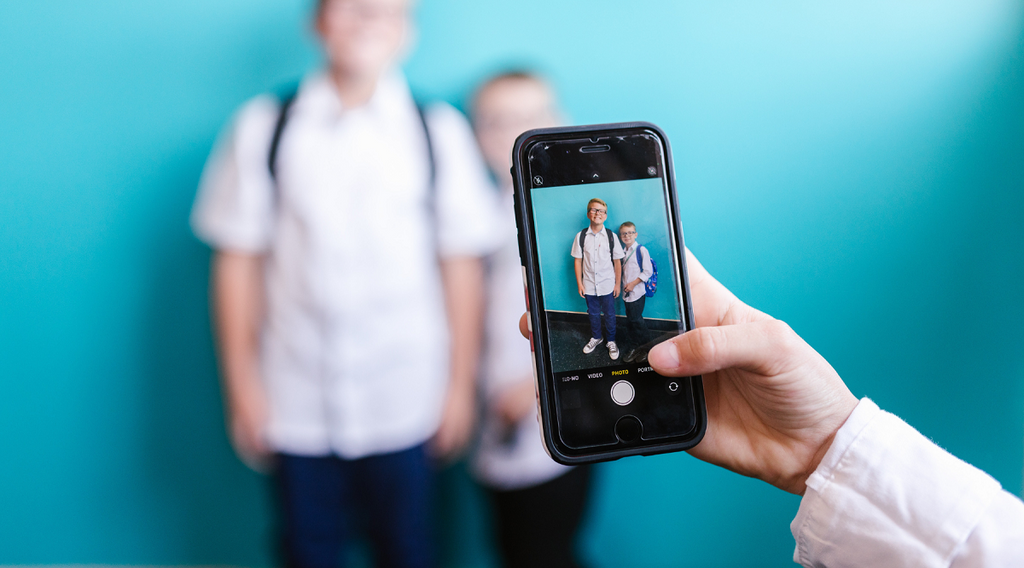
[511,122,707,465]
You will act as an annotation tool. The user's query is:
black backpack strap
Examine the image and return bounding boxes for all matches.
[413,102,440,254]
[414,103,436,195]
[267,85,299,187]
[579,229,587,252]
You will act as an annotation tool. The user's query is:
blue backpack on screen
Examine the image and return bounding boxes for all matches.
[635,246,658,297]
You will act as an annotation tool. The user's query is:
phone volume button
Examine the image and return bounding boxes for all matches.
[517,231,527,266]
[513,201,527,266]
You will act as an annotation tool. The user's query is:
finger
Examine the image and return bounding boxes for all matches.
[519,312,529,339]
[648,319,793,377]
[430,424,466,462]
[427,428,450,459]
[234,433,273,473]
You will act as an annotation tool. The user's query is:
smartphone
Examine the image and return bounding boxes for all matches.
[511,122,706,464]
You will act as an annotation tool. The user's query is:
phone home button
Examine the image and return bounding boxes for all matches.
[614,415,643,444]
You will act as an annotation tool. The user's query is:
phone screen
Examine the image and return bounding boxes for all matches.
[521,128,699,451]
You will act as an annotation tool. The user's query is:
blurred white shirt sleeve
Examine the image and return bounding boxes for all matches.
[425,102,503,259]
[190,96,278,254]
[791,398,1024,567]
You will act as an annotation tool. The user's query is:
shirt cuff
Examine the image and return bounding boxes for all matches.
[791,398,1002,568]
[190,214,272,254]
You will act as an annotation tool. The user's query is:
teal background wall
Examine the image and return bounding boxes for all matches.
[531,179,682,320]
[1,1,1022,567]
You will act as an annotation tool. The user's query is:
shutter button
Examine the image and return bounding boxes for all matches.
[610,380,634,406]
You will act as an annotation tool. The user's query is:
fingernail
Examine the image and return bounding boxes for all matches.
[648,343,679,370]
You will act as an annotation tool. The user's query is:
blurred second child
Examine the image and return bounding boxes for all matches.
[470,71,592,568]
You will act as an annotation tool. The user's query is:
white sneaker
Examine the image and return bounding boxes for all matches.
[583,337,603,354]
[608,341,620,360]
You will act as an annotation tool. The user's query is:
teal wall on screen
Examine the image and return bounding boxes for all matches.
[530,179,682,320]
[1,1,1022,567]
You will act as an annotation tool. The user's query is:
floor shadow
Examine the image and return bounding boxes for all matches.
[547,317,677,374]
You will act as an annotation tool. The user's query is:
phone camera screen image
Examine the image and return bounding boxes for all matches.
[516,125,705,458]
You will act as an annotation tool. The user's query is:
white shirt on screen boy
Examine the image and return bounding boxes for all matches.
[190,70,501,459]
[621,241,653,303]
[570,226,624,296]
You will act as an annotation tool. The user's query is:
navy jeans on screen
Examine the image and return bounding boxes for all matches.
[584,293,616,341]
[276,444,435,568]
[624,295,651,348]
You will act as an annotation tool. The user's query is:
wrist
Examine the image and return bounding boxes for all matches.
[786,395,859,494]
[788,430,840,495]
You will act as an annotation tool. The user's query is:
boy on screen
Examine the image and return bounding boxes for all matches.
[618,221,654,362]
[570,198,624,360]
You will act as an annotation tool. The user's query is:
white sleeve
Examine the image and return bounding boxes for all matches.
[190,96,279,253]
[426,103,503,258]
[480,233,535,402]
[571,232,583,258]
[639,246,653,282]
[791,398,1024,568]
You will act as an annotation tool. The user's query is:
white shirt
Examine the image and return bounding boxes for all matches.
[570,226,624,297]
[191,71,501,459]
[621,242,653,303]
[792,398,1024,567]
[472,190,570,490]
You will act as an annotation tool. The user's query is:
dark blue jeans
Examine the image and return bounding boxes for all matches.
[488,465,593,568]
[624,295,651,348]
[276,444,435,568]
[584,293,616,342]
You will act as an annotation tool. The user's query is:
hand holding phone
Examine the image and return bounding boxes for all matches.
[647,249,858,494]
[512,122,707,464]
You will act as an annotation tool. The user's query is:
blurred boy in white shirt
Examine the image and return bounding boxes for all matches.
[470,71,592,568]
[190,1,500,566]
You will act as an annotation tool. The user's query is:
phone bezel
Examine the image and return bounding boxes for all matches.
[511,122,707,464]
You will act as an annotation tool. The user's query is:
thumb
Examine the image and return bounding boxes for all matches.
[648,319,792,377]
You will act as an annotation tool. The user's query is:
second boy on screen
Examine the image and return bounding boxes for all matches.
[618,221,655,363]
